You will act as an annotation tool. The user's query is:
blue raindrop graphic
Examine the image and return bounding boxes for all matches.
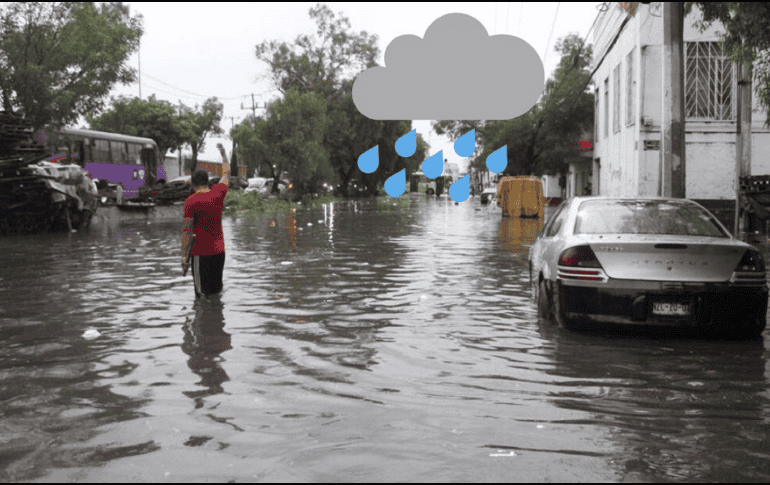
[448,173,470,202]
[384,169,406,197]
[486,145,508,173]
[455,129,475,157]
[395,129,416,157]
[422,151,443,179]
[358,145,379,173]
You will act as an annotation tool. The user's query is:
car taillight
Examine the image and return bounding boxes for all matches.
[558,245,603,268]
[735,249,765,272]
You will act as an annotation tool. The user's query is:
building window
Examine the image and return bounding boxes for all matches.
[685,41,734,120]
[595,87,600,142]
[626,50,635,126]
[604,78,609,138]
[613,64,621,133]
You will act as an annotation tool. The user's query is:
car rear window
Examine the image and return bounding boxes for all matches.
[574,200,728,237]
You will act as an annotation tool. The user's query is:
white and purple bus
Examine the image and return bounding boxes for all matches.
[35,127,162,198]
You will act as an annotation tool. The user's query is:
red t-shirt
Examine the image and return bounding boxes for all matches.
[183,183,228,255]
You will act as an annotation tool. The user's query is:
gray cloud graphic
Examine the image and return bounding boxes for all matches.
[353,13,545,121]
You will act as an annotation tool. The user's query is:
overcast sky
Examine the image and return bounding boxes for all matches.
[102,2,603,171]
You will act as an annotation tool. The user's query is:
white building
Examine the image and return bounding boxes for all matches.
[589,3,770,215]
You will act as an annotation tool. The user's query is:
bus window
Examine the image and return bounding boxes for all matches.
[110,141,126,163]
[128,143,141,164]
[94,139,110,162]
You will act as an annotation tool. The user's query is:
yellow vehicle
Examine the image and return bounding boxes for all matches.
[497,176,545,218]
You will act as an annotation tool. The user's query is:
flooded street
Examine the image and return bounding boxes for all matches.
[1,195,770,482]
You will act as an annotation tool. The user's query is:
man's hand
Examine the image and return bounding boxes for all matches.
[182,257,191,276]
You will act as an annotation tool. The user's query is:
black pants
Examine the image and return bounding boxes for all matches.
[191,252,225,298]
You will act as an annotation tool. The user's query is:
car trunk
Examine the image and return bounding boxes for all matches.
[584,236,746,282]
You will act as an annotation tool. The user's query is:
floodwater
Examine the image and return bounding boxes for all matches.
[1,195,769,482]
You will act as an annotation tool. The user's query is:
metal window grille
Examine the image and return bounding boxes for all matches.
[626,50,635,126]
[685,42,734,121]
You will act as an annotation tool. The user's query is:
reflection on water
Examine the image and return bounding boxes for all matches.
[0,198,769,481]
[181,296,231,405]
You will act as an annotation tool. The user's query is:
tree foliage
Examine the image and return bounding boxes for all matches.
[87,94,192,159]
[255,4,379,104]
[0,2,142,131]
[686,2,770,126]
[268,89,330,194]
[179,97,224,173]
[461,33,594,177]
[253,3,419,197]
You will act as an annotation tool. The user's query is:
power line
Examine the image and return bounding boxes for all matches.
[521,0,608,143]
[542,2,561,67]
[141,72,260,102]
[142,72,209,98]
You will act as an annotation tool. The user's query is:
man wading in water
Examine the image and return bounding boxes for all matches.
[181,158,230,299]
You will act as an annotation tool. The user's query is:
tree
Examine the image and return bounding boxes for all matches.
[0,2,142,130]
[474,34,594,177]
[180,97,224,173]
[267,89,330,195]
[686,2,770,126]
[255,4,379,104]
[87,94,192,160]
[231,116,263,181]
[254,3,416,197]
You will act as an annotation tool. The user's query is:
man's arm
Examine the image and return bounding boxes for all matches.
[221,158,230,187]
[182,217,194,269]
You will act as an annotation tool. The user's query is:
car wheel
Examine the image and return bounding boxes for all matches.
[551,283,582,331]
[537,279,552,320]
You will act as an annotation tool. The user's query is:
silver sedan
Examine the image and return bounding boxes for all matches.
[529,197,768,338]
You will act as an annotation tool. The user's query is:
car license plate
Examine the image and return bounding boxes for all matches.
[652,302,690,316]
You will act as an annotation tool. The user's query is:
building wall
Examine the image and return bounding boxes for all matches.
[593,3,770,201]
[593,3,640,197]
[159,155,183,181]
[183,160,247,178]
[541,174,562,198]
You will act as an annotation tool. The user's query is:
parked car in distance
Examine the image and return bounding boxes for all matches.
[245,177,289,195]
[529,197,768,338]
[245,177,270,194]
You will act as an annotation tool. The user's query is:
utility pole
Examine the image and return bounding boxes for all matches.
[138,40,141,100]
[734,59,753,237]
[661,2,686,198]
[241,97,269,179]
[242,95,270,119]
[241,94,260,119]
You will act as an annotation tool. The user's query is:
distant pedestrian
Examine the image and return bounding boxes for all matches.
[182,161,230,299]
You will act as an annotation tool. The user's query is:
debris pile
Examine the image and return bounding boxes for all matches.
[0,112,97,235]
